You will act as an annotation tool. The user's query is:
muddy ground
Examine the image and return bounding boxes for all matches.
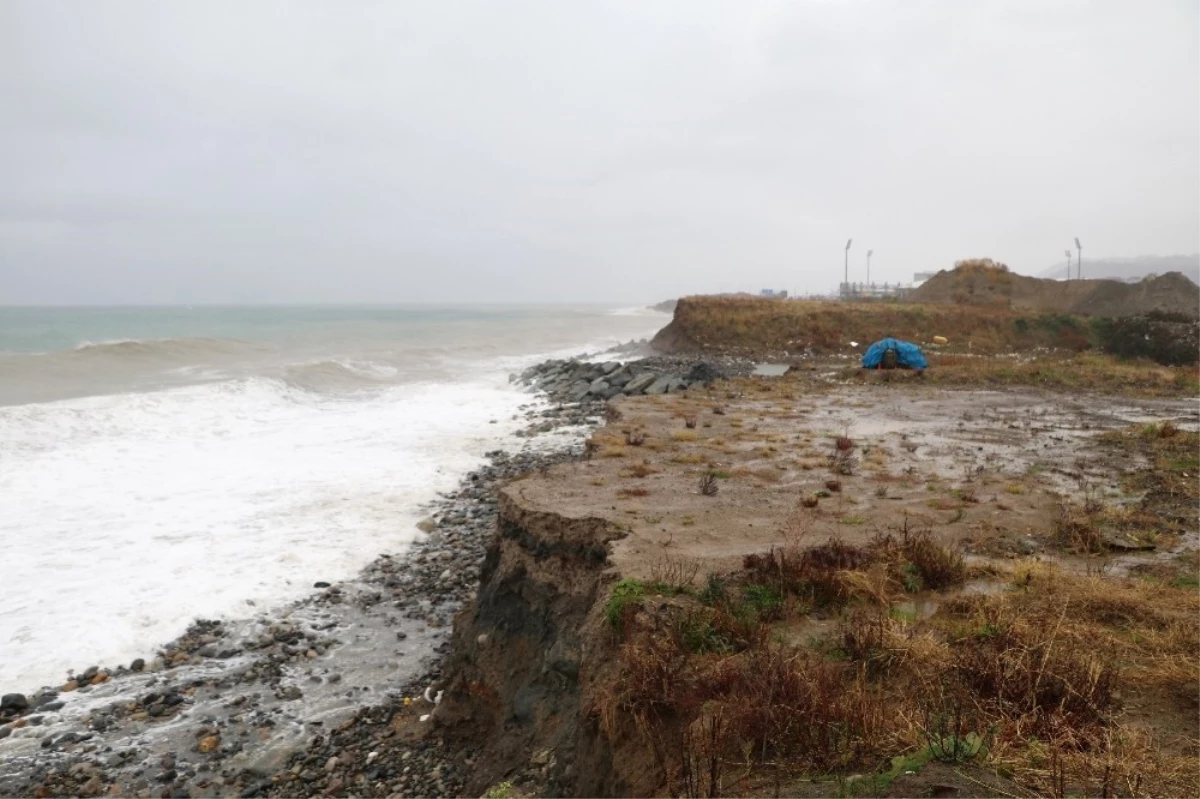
[519,377,1197,582]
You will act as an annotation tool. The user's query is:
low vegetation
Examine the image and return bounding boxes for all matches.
[596,527,1199,798]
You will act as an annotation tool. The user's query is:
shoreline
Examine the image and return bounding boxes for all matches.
[0,350,723,798]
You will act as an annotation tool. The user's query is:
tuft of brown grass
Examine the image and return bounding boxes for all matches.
[618,486,651,498]
[622,462,658,479]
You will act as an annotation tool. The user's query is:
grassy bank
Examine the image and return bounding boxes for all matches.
[658,297,1050,356]
[654,296,1198,367]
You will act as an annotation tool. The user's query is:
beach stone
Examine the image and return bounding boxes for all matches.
[1,693,29,713]
[623,374,656,395]
[131,658,146,672]
[566,381,591,402]
[607,369,632,387]
[416,517,437,534]
[644,375,673,395]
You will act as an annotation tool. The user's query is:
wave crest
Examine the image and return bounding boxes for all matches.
[70,337,247,360]
[280,360,400,394]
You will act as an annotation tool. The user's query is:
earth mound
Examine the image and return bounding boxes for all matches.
[911,260,1199,318]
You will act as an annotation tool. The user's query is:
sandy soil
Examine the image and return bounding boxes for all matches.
[510,377,1198,583]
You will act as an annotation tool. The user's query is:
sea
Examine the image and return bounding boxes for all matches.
[0,305,667,693]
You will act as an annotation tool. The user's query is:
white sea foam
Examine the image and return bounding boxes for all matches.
[607,306,670,317]
[0,306,670,694]
[0,373,533,691]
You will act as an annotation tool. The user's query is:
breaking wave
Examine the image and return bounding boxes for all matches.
[69,337,250,360]
[280,360,401,394]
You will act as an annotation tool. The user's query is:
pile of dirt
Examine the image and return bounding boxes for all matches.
[911,260,1199,318]
[1075,271,1200,317]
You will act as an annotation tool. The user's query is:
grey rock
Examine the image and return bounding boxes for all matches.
[1,693,29,713]
[644,375,674,395]
[623,373,657,395]
[607,369,633,387]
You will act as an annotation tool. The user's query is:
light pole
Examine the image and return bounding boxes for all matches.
[866,249,873,288]
[844,239,852,293]
[1074,238,1083,280]
[1064,250,1072,281]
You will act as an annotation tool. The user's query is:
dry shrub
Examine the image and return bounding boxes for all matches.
[746,521,963,601]
[714,647,888,771]
[618,487,651,498]
[650,557,701,591]
[605,403,623,423]
[743,539,880,607]
[946,602,1116,730]
[699,473,719,496]
[830,448,858,476]
[603,631,701,736]
[683,414,698,429]
[870,521,966,591]
[625,430,648,446]
[1052,502,1105,553]
[623,462,658,478]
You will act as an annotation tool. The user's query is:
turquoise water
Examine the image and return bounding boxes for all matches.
[0,305,664,405]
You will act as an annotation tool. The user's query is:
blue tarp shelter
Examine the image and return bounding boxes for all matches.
[861,338,928,370]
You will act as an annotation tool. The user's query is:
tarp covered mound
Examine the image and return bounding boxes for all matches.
[861,337,928,370]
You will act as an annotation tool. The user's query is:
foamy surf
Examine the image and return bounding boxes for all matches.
[0,304,667,694]
[0,373,536,691]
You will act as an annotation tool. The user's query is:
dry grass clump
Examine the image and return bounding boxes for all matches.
[618,486,651,498]
[599,549,1199,798]
[741,521,965,607]
[947,600,1117,728]
[622,462,658,479]
[1052,501,1106,553]
[919,353,1198,397]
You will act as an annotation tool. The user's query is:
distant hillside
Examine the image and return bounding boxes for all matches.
[1037,254,1199,285]
[912,259,1199,318]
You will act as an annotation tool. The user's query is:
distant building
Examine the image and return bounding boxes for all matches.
[760,289,788,298]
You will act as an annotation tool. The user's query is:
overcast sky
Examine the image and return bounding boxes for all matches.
[1,1,1197,304]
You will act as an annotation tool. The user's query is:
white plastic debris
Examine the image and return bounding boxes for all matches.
[419,714,431,722]
[850,341,859,347]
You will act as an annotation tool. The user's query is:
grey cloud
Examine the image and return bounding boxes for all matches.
[1,0,1196,303]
